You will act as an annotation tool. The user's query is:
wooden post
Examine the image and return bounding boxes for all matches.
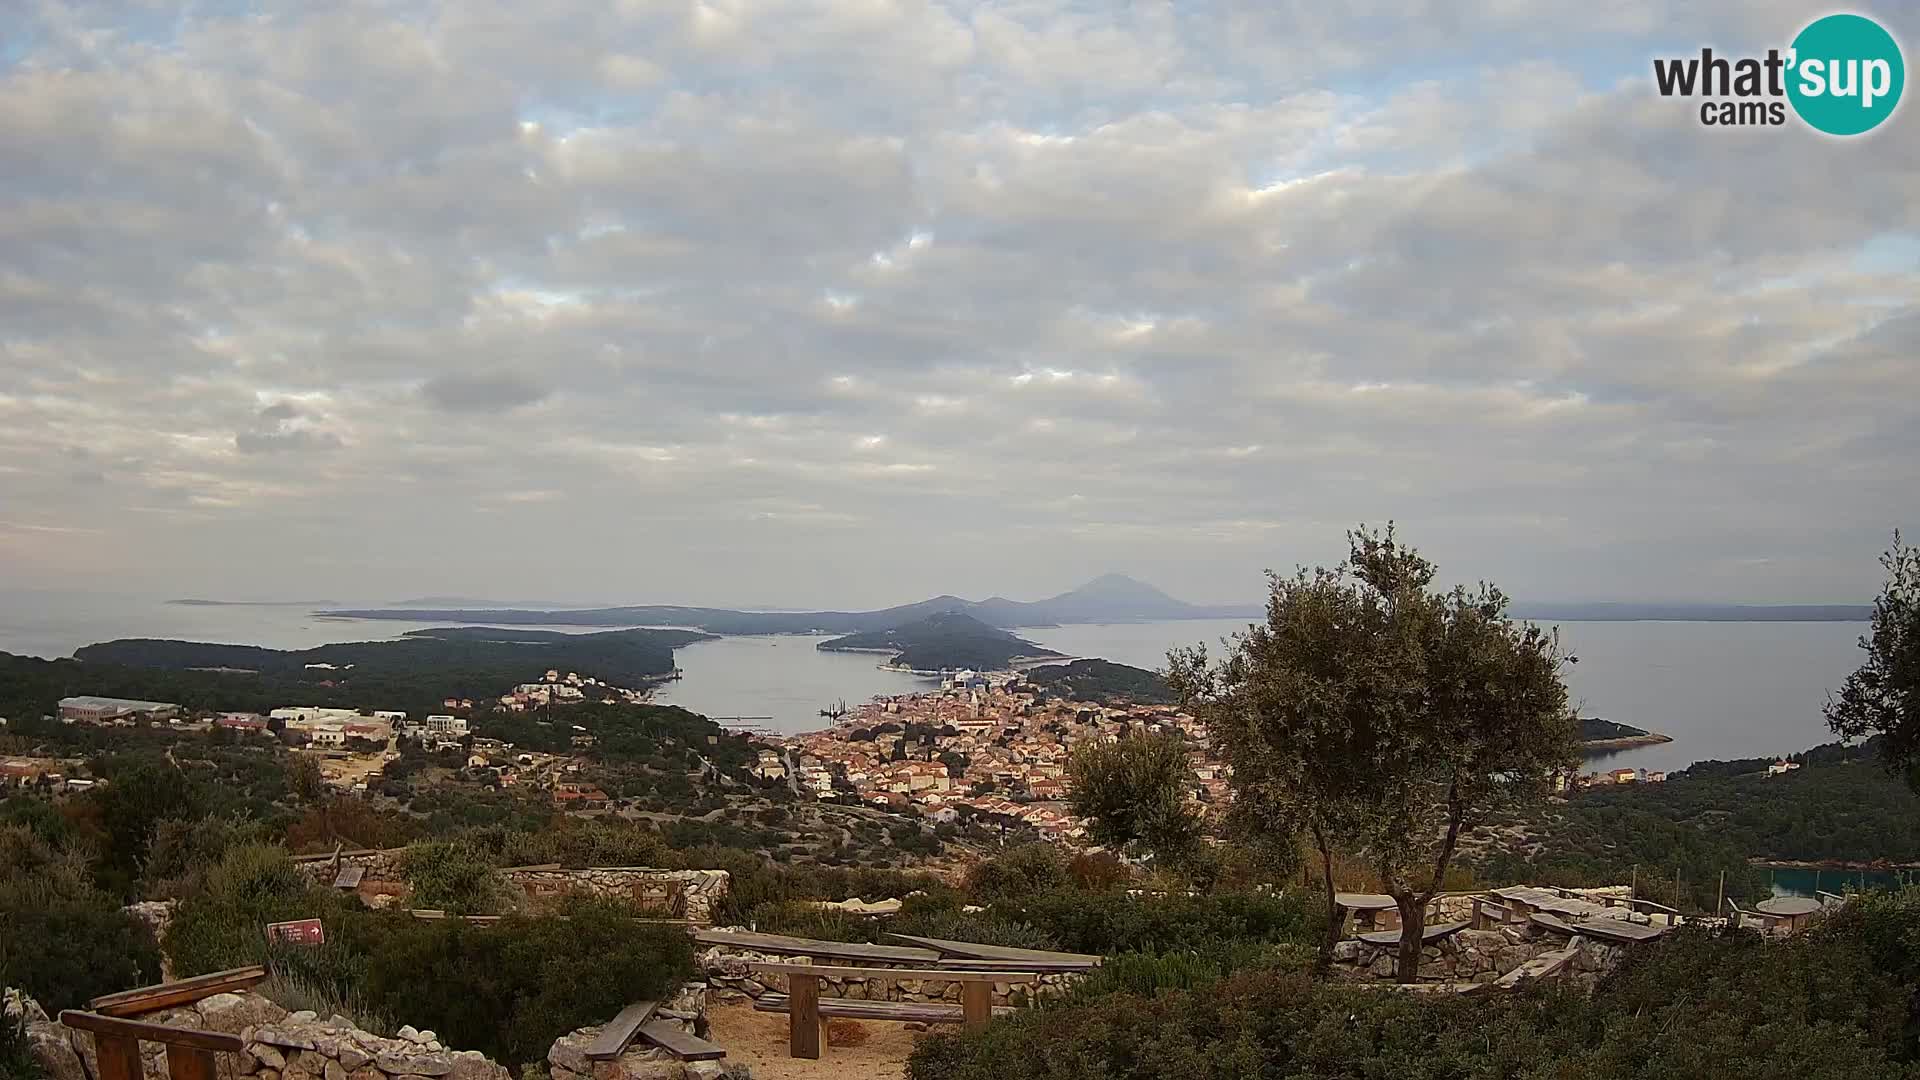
[788,973,822,1060]
[1716,871,1725,920]
[94,1034,142,1080]
[1631,865,1638,900]
[961,981,992,1032]
[164,1045,218,1080]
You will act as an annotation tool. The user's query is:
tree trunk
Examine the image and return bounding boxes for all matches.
[1394,893,1426,983]
[1305,818,1336,960]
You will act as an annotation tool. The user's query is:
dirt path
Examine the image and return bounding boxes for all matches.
[705,1002,947,1080]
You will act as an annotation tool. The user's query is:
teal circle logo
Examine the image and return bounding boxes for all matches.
[1787,14,1905,135]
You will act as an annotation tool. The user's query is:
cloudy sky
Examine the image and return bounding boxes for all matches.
[1,1,1915,609]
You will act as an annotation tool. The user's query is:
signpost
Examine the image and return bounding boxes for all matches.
[264,919,325,947]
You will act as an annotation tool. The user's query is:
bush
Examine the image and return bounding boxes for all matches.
[142,815,273,899]
[993,887,1316,957]
[966,844,1071,905]
[887,909,1059,952]
[0,866,160,1011]
[351,899,695,1066]
[909,891,1920,1080]
[401,839,508,914]
[165,843,348,977]
[1,1012,44,1080]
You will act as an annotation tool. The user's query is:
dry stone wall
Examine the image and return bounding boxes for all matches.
[1329,927,1629,986]
[293,852,729,924]
[10,989,511,1080]
[698,933,1083,1008]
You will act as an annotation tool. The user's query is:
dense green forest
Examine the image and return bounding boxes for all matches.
[1023,659,1177,704]
[1579,716,1658,741]
[0,628,706,724]
[1468,743,1920,909]
[817,610,1062,671]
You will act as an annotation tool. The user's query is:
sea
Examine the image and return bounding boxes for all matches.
[0,590,1870,773]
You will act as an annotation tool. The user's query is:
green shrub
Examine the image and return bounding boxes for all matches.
[142,815,272,899]
[745,901,867,941]
[887,909,1059,952]
[0,866,160,1012]
[966,844,1072,905]
[1,1012,44,1080]
[401,839,508,914]
[993,887,1315,957]
[165,843,347,977]
[350,899,695,1066]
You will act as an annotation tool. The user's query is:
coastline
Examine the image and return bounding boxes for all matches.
[1580,733,1675,752]
[1752,857,1920,872]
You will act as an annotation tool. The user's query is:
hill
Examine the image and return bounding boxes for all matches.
[816,611,1062,672]
[1023,659,1178,705]
[321,573,1255,632]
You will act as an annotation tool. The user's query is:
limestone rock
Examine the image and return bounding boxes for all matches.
[445,1050,508,1080]
[397,1025,420,1042]
[411,1030,438,1046]
[27,1021,88,1080]
[252,1044,288,1071]
[338,1045,371,1072]
[324,1057,347,1080]
[547,1031,594,1076]
[287,1012,318,1025]
[376,1051,453,1077]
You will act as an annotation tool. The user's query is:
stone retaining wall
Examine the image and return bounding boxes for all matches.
[11,989,511,1080]
[1329,927,1628,986]
[698,936,1083,1008]
[501,868,729,924]
[293,853,728,924]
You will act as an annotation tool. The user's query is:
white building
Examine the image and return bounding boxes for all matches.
[425,715,469,736]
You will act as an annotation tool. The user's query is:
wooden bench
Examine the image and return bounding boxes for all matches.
[1355,919,1471,947]
[61,1011,244,1080]
[89,966,270,1018]
[746,963,1039,1059]
[582,1001,726,1063]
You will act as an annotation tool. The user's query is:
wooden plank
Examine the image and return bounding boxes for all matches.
[1355,919,1471,947]
[882,933,1101,966]
[961,982,991,1032]
[1571,919,1669,944]
[94,1033,143,1080]
[333,865,365,890]
[788,974,821,1060]
[89,969,268,1018]
[747,962,1041,983]
[753,996,1014,1023]
[695,929,941,966]
[635,1022,726,1062]
[583,1001,658,1060]
[164,1045,218,1080]
[933,958,1099,974]
[59,1012,245,1054]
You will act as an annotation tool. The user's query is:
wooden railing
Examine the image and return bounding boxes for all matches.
[58,1011,243,1080]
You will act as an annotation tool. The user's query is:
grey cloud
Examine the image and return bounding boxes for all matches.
[0,0,1913,606]
[419,372,552,412]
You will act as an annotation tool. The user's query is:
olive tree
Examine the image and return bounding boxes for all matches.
[1067,734,1206,876]
[1827,531,1920,791]
[1169,525,1579,981]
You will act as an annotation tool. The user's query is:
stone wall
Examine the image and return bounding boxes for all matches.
[1329,927,1628,986]
[11,988,511,1080]
[545,983,747,1080]
[293,853,729,924]
[698,935,1083,1008]
[501,868,729,924]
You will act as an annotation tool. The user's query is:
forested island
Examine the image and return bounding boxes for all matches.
[1,627,709,722]
[1023,659,1179,704]
[816,611,1062,672]
[1577,716,1673,751]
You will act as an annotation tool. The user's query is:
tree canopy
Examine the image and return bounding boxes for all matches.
[1828,532,1920,792]
[1169,524,1580,980]
[1067,734,1205,874]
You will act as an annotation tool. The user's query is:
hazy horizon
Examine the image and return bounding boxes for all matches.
[2,3,1913,610]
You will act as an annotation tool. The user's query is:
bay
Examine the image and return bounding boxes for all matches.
[0,591,1871,770]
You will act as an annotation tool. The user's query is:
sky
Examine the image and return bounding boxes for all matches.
[0,1,1916,610]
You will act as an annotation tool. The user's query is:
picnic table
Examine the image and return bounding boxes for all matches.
[1334,893,1400,933]
[1754,896,1823,931]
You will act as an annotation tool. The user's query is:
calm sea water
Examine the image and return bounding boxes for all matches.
[0,592,1868,768]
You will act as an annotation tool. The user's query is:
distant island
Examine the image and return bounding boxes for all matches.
[168,598,338,607]
[1578,716,1674,752]
[319,573,1871,632]
[1024,658,1179,705]
[70,626,711,701]
[817,611,1063,672]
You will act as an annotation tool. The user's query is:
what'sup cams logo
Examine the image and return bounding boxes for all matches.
[1654,13,1905,134]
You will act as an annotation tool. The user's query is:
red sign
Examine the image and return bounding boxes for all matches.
[265,918,326,946]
